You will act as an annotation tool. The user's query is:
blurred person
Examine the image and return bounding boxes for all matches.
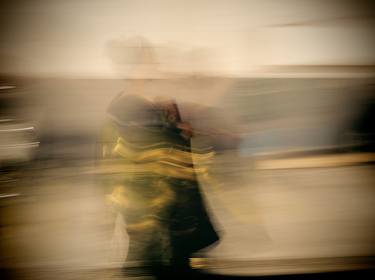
[98,36,221,279]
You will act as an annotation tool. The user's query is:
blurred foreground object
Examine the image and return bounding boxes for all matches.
[0,84,38,184]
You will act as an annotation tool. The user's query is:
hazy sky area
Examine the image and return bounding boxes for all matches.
[0,0,375,77]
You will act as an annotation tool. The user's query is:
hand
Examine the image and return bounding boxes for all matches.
[177,122,194,139]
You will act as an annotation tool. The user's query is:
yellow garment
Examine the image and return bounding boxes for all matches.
[114,136,214,164]
[111,137,213,180]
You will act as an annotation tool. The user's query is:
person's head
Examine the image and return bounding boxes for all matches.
[106,36,160,79]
